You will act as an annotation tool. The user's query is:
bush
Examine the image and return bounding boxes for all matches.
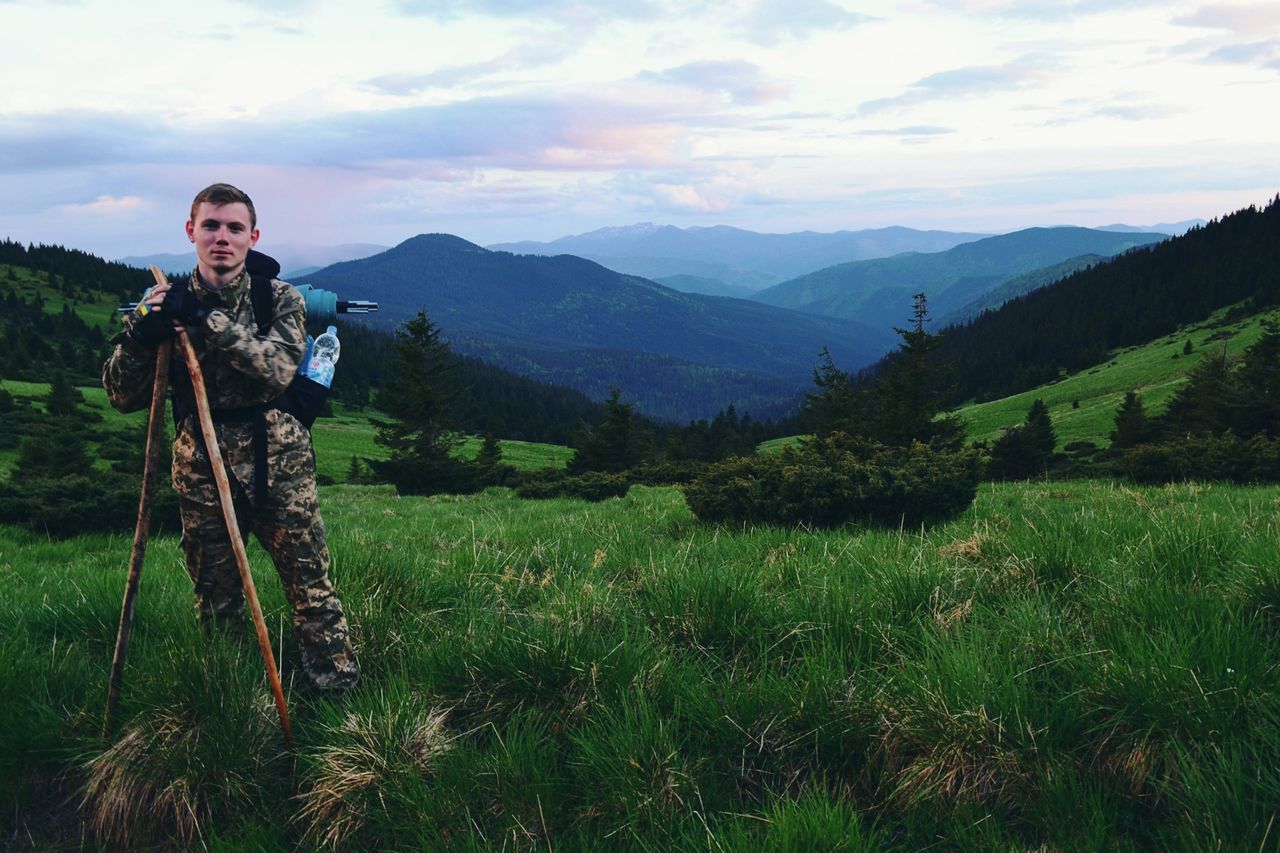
[367,455,485,497]
[628,460,709,486]
[682,434,980,529]
[513,469,632,502]
[1116,433,1280,484]
[0,472,181,538]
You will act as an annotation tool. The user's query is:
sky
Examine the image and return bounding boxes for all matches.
[1,0,1277,258]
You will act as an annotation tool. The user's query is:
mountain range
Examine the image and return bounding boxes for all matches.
[116,242,388,279]
[752,227,1169,330]
[489,223,990,293]
[300,235,897,421]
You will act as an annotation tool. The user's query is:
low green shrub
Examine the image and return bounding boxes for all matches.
[513,469,632,502]
[628,459,709,486]
[0,472,181,538]
[682,433,980,528]
[1117,433,1280,484]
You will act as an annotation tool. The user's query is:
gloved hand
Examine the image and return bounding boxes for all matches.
[162,287,213,328]
[128,304,178,346]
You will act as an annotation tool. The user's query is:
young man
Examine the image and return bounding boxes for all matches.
[103,183,359,693]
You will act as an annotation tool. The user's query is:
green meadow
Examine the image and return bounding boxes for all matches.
[3,478,1278,849]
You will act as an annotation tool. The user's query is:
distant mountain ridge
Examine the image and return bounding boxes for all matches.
[489,223,990,292]
[752,227,1168,331]
[300,234,898,420]
[117,242,388,277]
[1095,219,1205,235]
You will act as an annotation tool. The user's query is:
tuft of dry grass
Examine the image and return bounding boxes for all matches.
[82,714,205,849]
[295,704,451,849]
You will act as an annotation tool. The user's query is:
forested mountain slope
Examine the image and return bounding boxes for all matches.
[934,198,1280,404]
[301,234,897,420]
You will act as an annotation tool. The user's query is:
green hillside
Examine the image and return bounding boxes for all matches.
[958,305,1279,449]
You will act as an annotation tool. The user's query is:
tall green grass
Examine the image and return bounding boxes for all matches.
[3,479,1278,848]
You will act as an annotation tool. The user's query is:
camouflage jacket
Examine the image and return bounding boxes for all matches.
[102,268,310,501]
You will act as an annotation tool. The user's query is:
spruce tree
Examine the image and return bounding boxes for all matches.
[476,433,503,469]
[1235,323,1280,437]
[871,293,964,449]
[369,310,469,494]
[1023,398,1056,457]
[802,347,867,438]
[568,388,654,473]
[1109,391,1151,448]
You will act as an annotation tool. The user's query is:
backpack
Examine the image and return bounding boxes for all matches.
[170,250,330,507]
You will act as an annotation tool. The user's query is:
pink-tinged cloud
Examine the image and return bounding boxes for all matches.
[1174,4,1280,36]
[0,92,715,176]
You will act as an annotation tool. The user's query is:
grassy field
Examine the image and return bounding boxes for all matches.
[3,479,1278,849]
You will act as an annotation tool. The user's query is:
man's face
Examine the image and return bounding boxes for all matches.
[186,202,259,276]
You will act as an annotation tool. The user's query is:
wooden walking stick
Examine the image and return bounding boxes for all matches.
[173,326,295,749]
[103,339,172,735]
[149,265,297,751]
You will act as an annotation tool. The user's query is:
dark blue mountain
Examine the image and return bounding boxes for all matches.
[299,235,897,421]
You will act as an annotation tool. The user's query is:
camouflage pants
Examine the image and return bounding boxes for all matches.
[174,411,359,692]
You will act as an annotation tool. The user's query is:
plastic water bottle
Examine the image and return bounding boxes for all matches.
[306,325,340,388]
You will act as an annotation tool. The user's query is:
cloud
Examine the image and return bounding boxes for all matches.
[1204,39,1280,63]
[55,194,147,213]
[859,54,1060,114]
[391,0,663,23]
[1169,6,1280,68]
[0,93,706,177]
[637,60,787,104]
[1042,91,1186,125]
[922,0,1168,20]
[1174,4,1280,37]
[858,125,956,136]
[365,41,573,94]
[741,0,874,45]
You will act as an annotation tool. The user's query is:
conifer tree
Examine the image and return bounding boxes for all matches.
[369,310,470,494]
[1157,348,1245,439]
[1109,391,1151,448]
[568,388,654,473]
[1023,398,1056,457]
[987,399,1055,479]
[872,293,964,449]
[1235,323,1280,437]
[803,347,867,438]
[476,433,503,469]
